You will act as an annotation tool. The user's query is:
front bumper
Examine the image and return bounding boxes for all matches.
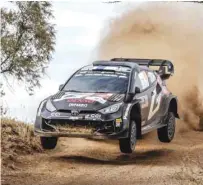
[34,109,130,139]
[34,128,128,140]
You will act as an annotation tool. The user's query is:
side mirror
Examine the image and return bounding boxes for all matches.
[135,87,141,94]
[59,84,63,91]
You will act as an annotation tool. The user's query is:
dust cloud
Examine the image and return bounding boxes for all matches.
[97,2,203,131]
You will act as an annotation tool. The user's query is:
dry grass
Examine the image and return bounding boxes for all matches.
[1,118,42,168]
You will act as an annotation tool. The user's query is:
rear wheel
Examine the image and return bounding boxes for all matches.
[157,112,175,142]
[119,120,137,153]
[40,137,58,149]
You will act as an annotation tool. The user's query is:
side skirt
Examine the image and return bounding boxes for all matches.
[141,122,167,135]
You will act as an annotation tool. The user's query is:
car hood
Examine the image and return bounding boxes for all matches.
[51,91,125,111]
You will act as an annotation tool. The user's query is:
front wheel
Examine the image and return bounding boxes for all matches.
[40,137,58,149]
[157,112,176,142]
[119,120,137,153]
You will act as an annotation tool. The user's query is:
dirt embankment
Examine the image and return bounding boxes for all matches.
[1,118,42,170]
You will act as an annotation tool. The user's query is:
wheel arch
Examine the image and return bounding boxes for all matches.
[168,97,179,118]
[130,103,142,138]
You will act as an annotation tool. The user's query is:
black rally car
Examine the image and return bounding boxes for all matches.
[35,58,179,153]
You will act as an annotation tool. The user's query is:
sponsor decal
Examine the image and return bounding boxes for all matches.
[71,110,80,116]
[85,114,101,120]
[68,116,80,120]
[53,92,113,104]
[53,93,93,102]
[87,93,113,104]
[67,98,95,103]
[148,89,162,120]
[79,69,130,78]
[95,93,113,99]
[115,118,122,127]
[86,96,106,104]
[90,66,131,72]
[123,104,131,119]
[68,103,88,108]
[51,112,60,117]
[84,73,117,77]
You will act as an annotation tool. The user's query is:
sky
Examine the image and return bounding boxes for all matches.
[1,1,141,122]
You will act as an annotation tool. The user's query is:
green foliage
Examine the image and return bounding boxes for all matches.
[1,2,56,95]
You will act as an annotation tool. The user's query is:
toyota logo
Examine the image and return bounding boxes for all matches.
[71,110,79,116]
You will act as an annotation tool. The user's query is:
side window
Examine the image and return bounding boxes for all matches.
[138,71,149,90]
[135,74,142,90]
[156,75,163,94]
[156,83,162,94]
[148,72,156,84]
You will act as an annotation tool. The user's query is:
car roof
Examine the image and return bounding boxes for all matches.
[93,60,141,72]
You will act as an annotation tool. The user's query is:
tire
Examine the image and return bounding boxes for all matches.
[157,112,175,142]
[119,120,137,153]
[40,137,58,149]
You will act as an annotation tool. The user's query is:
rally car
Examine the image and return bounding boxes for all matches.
[35,58,179,153]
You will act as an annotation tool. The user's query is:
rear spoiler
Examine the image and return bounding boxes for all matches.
[111,58,174,80]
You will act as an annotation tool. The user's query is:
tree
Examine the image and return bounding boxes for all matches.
[1,2,55,95]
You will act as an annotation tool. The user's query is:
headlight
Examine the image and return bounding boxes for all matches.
[37,100,47,116]
[99,103,122,114]
[46,99,56,112]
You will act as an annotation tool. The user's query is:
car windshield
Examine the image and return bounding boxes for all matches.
[63,70,130,93]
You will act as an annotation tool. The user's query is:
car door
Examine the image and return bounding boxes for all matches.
[134,70,153,126]
[147,71,163,124]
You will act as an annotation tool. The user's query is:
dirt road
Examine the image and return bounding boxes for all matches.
[2,130,203,185]
[2,2,203,185]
